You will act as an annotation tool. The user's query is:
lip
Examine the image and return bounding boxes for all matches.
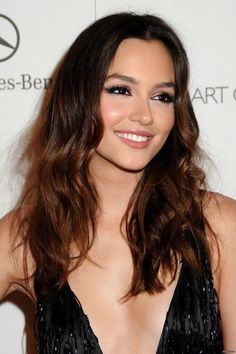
[114,129,154,137]
[114,130,154,149]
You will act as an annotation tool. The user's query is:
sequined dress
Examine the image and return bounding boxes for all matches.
[35,239,223,354]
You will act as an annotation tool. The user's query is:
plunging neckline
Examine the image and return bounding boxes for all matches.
[65,261,184,354]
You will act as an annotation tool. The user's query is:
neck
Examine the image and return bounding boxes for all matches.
[89,153,142,218]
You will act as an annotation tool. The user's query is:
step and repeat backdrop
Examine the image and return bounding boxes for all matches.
[0,0,235,353]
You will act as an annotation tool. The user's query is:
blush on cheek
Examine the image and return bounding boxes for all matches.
[100,105,124,127]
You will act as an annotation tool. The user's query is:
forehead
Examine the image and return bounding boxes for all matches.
[108,38,175,81]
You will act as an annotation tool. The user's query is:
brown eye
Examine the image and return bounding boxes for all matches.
[153,93,174,104]
[105,85,131,96]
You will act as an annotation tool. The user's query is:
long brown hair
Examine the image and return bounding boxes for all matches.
[14,12,209,300]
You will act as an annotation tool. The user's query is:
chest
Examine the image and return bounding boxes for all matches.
[36,258,223,354]
[36,234,223,354]
[67,241,180,354]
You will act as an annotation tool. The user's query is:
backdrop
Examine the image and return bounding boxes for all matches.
[0,1,235,353]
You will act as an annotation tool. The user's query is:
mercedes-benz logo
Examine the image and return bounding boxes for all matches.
[0,14,20,62]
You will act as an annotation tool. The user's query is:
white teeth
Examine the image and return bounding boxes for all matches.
[115,132,149,142]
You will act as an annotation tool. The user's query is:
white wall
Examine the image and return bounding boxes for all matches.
[0,1,235,353]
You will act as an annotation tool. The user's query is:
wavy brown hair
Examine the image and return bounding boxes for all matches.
[14,12,210,300]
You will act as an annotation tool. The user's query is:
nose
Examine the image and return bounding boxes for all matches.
[128,98,153,125]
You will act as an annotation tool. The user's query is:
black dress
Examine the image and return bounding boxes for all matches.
[35,237,223,354]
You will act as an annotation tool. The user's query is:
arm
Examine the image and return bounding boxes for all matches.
[0,212,18,300]
[204,193,236,351]
[0,211,33,301]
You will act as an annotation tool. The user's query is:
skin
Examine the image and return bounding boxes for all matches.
[0,39,236,354]
[92,38,175,173]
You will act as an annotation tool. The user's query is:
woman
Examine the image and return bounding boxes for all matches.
[0,12,235,354]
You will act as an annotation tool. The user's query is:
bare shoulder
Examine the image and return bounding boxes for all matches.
[0,210,35,301]
[202,191,236,278]
[203,191,236,348]
[202,191,236,241]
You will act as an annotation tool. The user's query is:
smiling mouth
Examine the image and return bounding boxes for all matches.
[115,132,150,142]
[114,131,153,148]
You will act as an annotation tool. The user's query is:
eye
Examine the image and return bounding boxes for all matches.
[152,92,174,104]
[104,85,131,96]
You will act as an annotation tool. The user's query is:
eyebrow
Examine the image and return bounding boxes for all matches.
[105,73,175,89]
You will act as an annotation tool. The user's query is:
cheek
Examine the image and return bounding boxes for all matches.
[100,97,126,127]
[166,113,175,132]
[157,110,175,135]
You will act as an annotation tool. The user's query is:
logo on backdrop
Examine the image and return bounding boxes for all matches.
[0,14,20,62]
[0,15,235,100]
[191,86,236,104]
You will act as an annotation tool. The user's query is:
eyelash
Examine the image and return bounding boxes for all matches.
[104,85,174,104]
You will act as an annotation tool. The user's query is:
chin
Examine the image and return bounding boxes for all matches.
[120,165,145,173]
[113,159,149,173]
